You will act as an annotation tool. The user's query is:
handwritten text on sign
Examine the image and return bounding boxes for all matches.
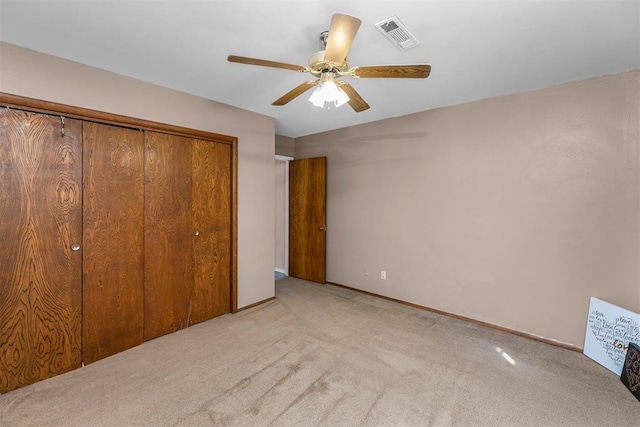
[584,297,640,375]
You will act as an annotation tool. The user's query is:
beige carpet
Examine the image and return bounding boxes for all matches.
[1,276,638,426]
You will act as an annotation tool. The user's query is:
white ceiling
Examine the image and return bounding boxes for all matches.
[1,0,638,138]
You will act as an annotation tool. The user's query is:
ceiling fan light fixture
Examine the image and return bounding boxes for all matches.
[228,12,429,114]
[309,79,350,108]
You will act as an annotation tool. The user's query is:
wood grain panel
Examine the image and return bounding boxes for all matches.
[191,141,232,323]
[82,122,144,364]
[0,92,237,145]
[0,109,82,393]
[337,82,371,113]
[144,132,193,340]
[289,157,327,284]
[0,94,239,317]
[351,64,431,79]
[272,81,317,106]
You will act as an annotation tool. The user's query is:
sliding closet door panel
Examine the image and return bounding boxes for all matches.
[191,141,232,323]
[144,132,193,340]
[0,109,82,393]
[82,122,144,364]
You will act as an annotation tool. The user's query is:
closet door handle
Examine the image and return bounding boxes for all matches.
[194,230,200,236]
[71,243,81,251]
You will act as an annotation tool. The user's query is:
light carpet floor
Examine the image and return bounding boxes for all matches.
[1,276,638,426]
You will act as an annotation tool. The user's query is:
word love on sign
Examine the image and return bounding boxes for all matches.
[584,297,640,375]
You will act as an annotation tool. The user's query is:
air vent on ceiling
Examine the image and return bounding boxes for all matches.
[375,16,419,50]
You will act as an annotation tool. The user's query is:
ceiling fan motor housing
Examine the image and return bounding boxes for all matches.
[308,50,350,77]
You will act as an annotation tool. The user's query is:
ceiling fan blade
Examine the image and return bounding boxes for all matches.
[323,13,362,64]
[227,55,308,73]
[272,81,318,106]
[351,65,431,78]
[336,82,370,112]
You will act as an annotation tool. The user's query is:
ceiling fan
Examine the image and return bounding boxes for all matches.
[228,12,431,112]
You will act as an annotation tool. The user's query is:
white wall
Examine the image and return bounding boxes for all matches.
[275,134,295,158]
[296,71,640,347]
[274,159,286,273]
[0,42,276,308]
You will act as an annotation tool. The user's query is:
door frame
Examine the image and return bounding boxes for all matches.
[0,92,239,313]
[275,155,293,276]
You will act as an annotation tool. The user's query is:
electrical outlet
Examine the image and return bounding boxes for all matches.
[381,270,386,280]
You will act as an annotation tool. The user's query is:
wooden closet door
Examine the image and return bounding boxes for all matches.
[82,122,144,364]
[191,140,232,323]
[0,109,82,393]
[144,132,193,340]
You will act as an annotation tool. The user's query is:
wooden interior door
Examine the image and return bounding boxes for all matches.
[0,109,83,393]
[289,157,327,283]
[82,122,144,364]
[191,140,232,323]
[144,132,193,340]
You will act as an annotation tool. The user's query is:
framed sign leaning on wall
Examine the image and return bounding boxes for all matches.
[583,297,640,375]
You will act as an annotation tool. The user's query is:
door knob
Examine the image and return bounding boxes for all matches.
[194,230,200,236]
[71,244,81,251]
[319,226,326,231]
